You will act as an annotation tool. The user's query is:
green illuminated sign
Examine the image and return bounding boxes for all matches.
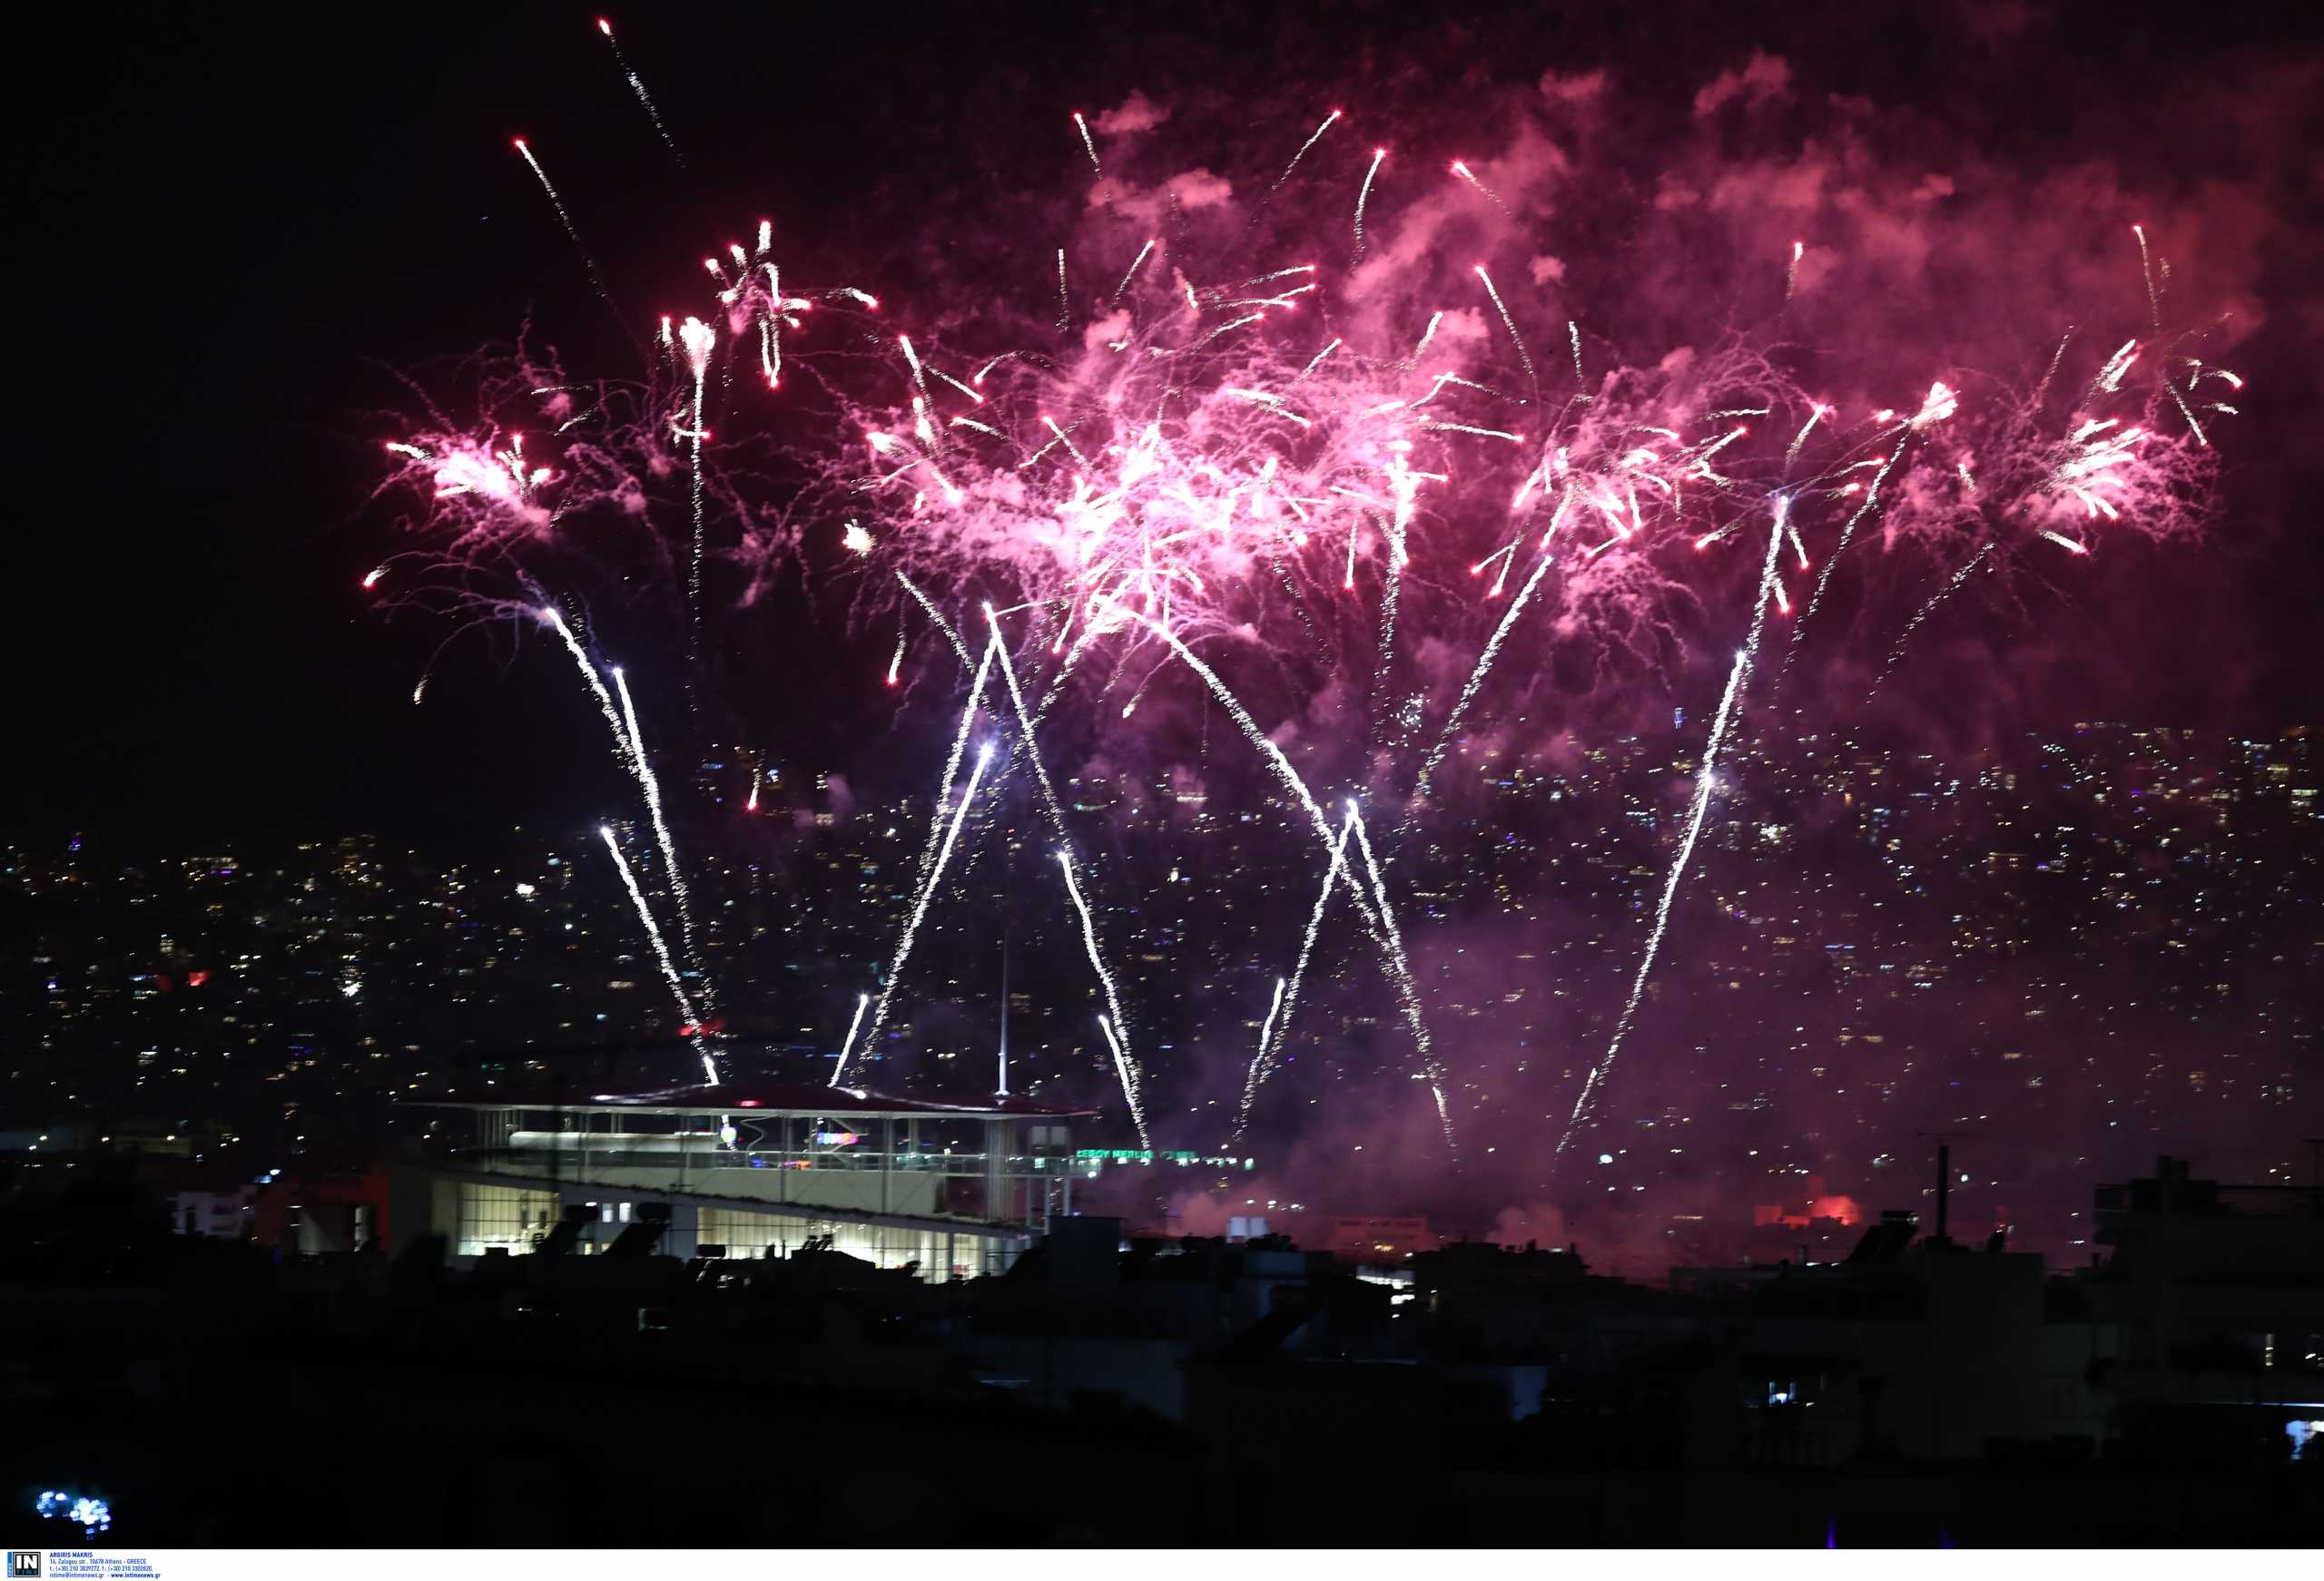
[1074,1150,1256,1170]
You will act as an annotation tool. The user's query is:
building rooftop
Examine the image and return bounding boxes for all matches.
[400,1079,1101,1121]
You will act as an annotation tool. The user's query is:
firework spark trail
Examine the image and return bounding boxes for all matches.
[1113,238,1157,301]
[1031,614,1109,726]
[1561,501,1788,1154]
[596,17,683,166]
[543,612,725,1066]
[612,666,716,1030]
[1111,604,1374,924]
[1347,803,1452,1145]
[835,990,872,1076]
[1372,524,1405,727]
[1072,111,1101,177]
[1057,249,1070,332]
[1558,643,1751,1154]
[1240,977,1289,1128]
[543,605,638,771]
[511,139,616,308]
[1409,548,1558,817]
[986,606,1071,833]
[1092,1013,1148,1148]
[841,643,997,1082]
[599,824,717,1084]
[676,317,716,670]
[898,572,975,670]
[1868,543,1991,701]
[1108,603,1438,1085]
[1742,496,1794,655]
[838,740,995,1088]
[1788,436,1910,671]
[1783,402,1827,477]
[1369,448,1424,719]
[1235,809,1355,1143]
[1784,240,1804,306]
[1062,849,1151,1148]
[1404,310,1444,369]
[1450,160,1509,214]
[1472,265,1537,396]
[1568,320,1588,396]
[1353,147,1384,260]
[987,607,1140,1083]
[886,624,907,685]
[2033,329,2075,408]
[2133,224,2162,332]
[1268,108,1342,198]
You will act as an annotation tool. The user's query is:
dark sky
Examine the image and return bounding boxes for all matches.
[8,1,2319,848]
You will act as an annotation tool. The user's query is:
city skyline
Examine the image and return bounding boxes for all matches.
[11,715,2311,1275]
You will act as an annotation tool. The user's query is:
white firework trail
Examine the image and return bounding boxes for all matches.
[833,990,872,1085]
[1080,607,1447,1134]
[1868,543,1992,701]
[1560,500,1788,1154]
[1234,808,1356,1144]
[599,824,717,1085]
[1072,111,1101,177]
[1346,803,1452,1145]
[596,18,682,167]
[1268,108,1342,197]
[839,740,994,1088]
[510,139,615,308]
[1409,548,1559,816]
[1450,160,1508,213]
[1354,147,1384,260]
[1063,849,1151,1148]
[611,665,715,1027]
[542,606,636,770]
[1783,402,1827,476]
[1404,309,1444,370]
[676,317,716,663]
[1239,977,1290,1135]
[1031,609,1109,727]
[2132,223,2162,331]
[985,608,1070,833]
[1558,645,1751,1154]
[898,572,975,670]
[1790,435,1910,662]
[1113,238,1157,302]
[842,643,997,1080]
[545,611,717,1036]
[1472,265,1537,394]
[1109,603,1370,908]
[987,610,1140,1087]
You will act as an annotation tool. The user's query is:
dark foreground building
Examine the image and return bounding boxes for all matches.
[2,1151,2317,1546]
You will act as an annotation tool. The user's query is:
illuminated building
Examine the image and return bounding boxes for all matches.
[398,1081,1105,1279]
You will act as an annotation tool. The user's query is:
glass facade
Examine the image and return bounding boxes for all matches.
[457,1183,558,1256]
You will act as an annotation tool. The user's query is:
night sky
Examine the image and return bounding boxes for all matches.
[7,1,2320,846]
